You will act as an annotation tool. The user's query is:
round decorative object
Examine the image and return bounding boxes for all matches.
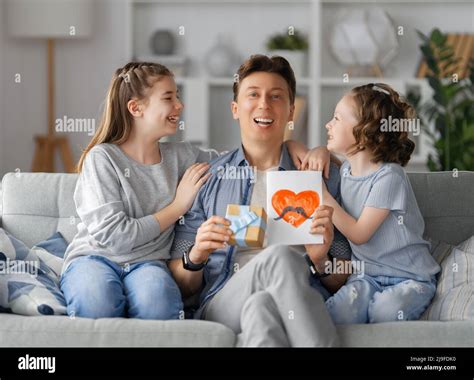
[205,34,240,77]
[329,7,399,73]
[150,30,175,55]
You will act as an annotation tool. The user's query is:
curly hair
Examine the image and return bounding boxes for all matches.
[348,83,416,166]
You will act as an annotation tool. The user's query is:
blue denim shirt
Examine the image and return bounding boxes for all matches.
[170,143,351,314]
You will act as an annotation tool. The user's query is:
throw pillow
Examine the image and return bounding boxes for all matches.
[421,235,474,321]
[0,228,67,316]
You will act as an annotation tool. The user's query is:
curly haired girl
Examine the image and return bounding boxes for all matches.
[322,83,440,324]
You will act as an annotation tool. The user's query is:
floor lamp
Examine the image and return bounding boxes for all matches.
[6,0,93,173]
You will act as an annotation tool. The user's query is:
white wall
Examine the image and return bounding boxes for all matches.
[0,0,130,176]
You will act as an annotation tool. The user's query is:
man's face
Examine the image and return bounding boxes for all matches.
[231,72,294,145]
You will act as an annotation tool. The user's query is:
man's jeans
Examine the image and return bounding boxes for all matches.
[60,255,183,320]
[325,273,436,324]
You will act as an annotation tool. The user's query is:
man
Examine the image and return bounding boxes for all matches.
[168,55,351,347]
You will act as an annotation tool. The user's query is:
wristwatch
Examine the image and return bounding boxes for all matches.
[304,253,331,279]
[182,244,208,271]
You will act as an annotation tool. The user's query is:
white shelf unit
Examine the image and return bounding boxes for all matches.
[127,0,474,170]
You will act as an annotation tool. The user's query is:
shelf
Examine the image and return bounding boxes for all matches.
[321,0,459,3]
[207,77,235,87]
[133,0,312,4]
[127,0,472,169]
[175,77,313,87]
[179,76,430,88]
[320,77,428,87]
[133,0,455,4]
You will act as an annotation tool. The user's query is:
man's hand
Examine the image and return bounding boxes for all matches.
[189,216,233,264]
[300,146,331,179]
[304,205,334,271]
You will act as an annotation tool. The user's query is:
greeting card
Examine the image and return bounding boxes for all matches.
[267,171,323,245]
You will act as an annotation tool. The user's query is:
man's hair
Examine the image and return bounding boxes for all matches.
[233,54,296,105]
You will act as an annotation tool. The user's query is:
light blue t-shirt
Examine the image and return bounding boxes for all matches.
[340,161,440,282]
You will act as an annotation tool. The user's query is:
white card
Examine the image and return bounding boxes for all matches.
[266,171,323,245]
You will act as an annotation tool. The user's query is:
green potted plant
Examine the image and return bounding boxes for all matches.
[408,28,474,171]
[266,30,309,78]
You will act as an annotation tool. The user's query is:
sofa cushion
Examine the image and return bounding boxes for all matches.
[407,171,474,246]
[0,229,67,316]
[338,320,474,347]
[0,314,236,347]
[1,173,80,247]
[425,236,457,265]
[422,235,474,321]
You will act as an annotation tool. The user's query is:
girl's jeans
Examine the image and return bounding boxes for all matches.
[60,255,183,320]
[325,273,436,324]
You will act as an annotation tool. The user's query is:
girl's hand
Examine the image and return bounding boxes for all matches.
[174,163,211,214]
[286,140,309,170]
[300,147,331,179]
[189,216,233,264]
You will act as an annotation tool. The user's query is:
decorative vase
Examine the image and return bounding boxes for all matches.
[150,30,175,55]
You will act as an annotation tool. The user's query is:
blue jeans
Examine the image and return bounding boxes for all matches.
[325,274,436,324]
[60,255,183,320]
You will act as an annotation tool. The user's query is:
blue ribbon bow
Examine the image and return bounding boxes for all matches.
[230,211,258,234]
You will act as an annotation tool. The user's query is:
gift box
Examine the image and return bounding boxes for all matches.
[225,204,267,248]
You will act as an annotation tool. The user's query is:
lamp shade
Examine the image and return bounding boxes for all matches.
[6,0,93,39]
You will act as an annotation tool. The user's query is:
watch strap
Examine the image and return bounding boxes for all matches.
[304,253,330,279]
[182,244,207,271]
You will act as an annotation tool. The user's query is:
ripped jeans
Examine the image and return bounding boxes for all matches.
[325,274,436,324]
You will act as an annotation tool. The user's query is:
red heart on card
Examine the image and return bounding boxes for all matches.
[272,189,320,228]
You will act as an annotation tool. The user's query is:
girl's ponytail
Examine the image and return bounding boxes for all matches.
[77,62,173,172]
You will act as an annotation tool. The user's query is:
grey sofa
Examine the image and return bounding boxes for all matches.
[1,171,473,347]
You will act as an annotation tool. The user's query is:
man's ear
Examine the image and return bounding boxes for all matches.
[231,101,239,120]
[127,99,143,118]
[288,103,295,123]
